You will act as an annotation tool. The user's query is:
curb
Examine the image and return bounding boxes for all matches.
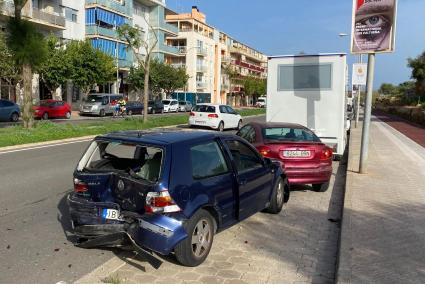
[0,114,265,153]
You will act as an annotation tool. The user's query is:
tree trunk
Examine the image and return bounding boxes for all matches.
[22,63,34,128]
[143,60,150,123]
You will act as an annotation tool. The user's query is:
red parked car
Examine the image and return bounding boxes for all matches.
[34,100,72,120]
[237,122,333,192]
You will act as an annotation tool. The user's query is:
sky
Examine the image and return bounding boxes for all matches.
[166,0,425,89]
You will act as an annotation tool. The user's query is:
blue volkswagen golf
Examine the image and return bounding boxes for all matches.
[68,130,289,267]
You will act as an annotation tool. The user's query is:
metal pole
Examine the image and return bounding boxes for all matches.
[115,21,119,94]
[359,53,375,174]
[355,54,363,128]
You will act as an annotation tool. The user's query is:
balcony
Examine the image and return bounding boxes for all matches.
[170,63,186,69]
[0,1,66,29]
[157,42,180,55]
[86,25,119,39]
[85,0,129,16]
[197,47,208,56]
[230,46,266,63]
[196,81,207,89]
[221,56,232,63]
[196,65,208,73]
[155,21,178,36]
[233,60,266,73]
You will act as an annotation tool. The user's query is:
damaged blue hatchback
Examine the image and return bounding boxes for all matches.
[68,130,290,267]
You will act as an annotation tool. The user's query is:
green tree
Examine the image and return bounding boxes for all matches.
[0,31,21,95]
[66,40,115,97]
[6,8,47,128]
[378,83,397,96]
[222,64,239,105]
[38,35,71,97]
[118,23,158,122]
[243,76,266,103]
[150,60,188,97]
[408,51,425,96]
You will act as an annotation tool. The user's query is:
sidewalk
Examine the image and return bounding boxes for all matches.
[337,117,425,283]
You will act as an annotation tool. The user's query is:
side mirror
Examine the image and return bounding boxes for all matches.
[264,157,272,166]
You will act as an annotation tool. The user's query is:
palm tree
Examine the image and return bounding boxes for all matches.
[6,0,47,128]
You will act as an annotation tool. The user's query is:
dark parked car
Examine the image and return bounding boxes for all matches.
[237,122,333,192]
[0,99,20,122]
[148,100,164,114]
[125,101,144,116]
[68,130,289,267]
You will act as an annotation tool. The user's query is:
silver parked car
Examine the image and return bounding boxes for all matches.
[178,101,192,112]
[80,94,123,116]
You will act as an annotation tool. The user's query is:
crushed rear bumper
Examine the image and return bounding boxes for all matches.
[67,194,188,258]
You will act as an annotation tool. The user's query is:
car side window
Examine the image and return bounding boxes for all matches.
[219,106,227,113]
[226,106,236,115]
[238,126,250,140]
[246,127,256,143]
[191,141,229,179]
[226,140,263,173]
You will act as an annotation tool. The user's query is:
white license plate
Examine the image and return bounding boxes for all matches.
[283,150,311,158]
[195,121,206,124]
[102,209,123,221]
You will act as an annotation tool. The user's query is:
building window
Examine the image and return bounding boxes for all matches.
[134,3,147,17]
[62,6,78,23]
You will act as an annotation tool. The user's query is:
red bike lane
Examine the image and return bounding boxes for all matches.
[373,109,425,148]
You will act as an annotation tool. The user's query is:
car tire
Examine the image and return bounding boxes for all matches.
[65,112,71,119]
[265,177,289,214]
[42,112,49,120]
[127,110,133,116]
[10,112,19,122]
[175,209,214,267]
[99,109,105,117]
[236,120,242,130]
[218,121,224,132]
[312,182,329,192]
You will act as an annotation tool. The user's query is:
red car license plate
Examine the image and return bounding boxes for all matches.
[283,150,310,158]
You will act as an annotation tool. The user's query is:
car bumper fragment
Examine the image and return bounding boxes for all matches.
[67,194,188,258]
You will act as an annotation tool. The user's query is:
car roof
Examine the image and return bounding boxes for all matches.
[248,121,309,130]
[97,129,232,145]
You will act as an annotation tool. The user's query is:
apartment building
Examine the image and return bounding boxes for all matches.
[0,0,84,102]
[165,6,267,106]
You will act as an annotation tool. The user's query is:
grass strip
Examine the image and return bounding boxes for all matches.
[0,108,265,148]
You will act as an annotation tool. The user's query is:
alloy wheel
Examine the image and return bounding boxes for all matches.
[276,181,284,207]
[191,219,212,258]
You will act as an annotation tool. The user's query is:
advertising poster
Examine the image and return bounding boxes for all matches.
[352,63,368,85]
[351,0,398,54]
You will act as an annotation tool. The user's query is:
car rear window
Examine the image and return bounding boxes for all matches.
[262,127,321,142]
[77,141,163,183]
[193,105,216,113]
[87,95,103,102]
[191,142,228,179]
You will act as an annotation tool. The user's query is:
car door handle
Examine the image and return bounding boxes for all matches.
[238,179,247,186]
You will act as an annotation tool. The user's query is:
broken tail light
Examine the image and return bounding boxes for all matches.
[145,191,181,213]
[73,178,88,193]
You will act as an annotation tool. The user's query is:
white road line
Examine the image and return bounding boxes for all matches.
[0,138,93,155]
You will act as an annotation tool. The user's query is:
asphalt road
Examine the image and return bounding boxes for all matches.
[0,115,265,284]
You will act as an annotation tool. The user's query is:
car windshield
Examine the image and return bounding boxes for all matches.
[193,105,216,113]
[258,99,265,102]
[162,100,171,105]
[262,127,321,142]
[179,102,186,105]
[87,95,104,103]
[77,140,163,183]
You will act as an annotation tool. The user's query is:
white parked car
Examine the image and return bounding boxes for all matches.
[188,104,242,131]
[255,96,267,108]
[178,101,192,112]
[162,99,179,113]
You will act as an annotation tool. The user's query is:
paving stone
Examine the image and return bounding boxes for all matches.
[175,271,200,281]
[198,276,225,284]
[216,269,242,279]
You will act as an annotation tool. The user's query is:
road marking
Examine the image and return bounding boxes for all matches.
[0,138,93,155]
